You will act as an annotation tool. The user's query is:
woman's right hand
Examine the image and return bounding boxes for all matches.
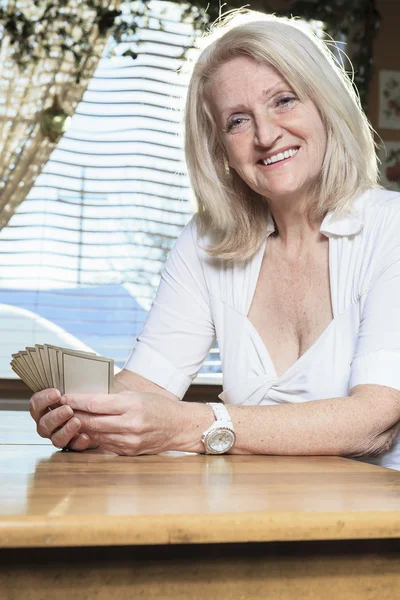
[30,388,98,451]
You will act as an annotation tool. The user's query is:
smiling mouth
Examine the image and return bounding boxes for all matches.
[258,147,300,166]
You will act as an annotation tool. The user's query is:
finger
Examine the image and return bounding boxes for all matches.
[30,388,62,421]
[72,411,127,434]
[59,393,130,415]
[37,405,74,438]
[88,432,132,455]
[51,417,82,449]
[65,433,98,452]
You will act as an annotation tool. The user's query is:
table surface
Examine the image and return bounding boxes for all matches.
[1,410,400,548]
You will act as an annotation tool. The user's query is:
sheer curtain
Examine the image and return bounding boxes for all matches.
[0,0,121,230]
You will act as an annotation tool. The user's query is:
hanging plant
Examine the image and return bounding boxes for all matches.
[39,95,71,142]
[0,1,122,83]
[0,0,207,80]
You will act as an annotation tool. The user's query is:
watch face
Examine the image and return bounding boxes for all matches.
[206,428,235,454]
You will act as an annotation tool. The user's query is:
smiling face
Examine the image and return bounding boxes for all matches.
[208,55,327,206]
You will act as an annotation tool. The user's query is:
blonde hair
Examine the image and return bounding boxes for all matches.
[184,11,379,261]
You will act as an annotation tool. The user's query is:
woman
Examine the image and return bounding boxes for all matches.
[29,12,400,468]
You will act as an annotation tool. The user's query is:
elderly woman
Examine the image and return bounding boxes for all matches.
[30,12,400,469]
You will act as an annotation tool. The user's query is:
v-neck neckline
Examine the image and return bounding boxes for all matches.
[245,232,336,381]
[246,314,336,381]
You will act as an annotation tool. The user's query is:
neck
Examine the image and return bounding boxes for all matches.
[267,196,325,256]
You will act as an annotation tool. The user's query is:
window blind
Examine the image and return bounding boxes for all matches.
[0,2,222,381]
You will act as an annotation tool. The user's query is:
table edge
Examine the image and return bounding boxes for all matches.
[1,510,400,548]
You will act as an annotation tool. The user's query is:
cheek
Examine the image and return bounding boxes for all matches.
[225,142,250,171]
[229,159,241,172]
[225,147,238,170]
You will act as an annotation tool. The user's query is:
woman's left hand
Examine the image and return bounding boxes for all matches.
[58,390,204,456]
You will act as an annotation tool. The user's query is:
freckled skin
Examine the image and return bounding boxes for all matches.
[208,56,331,378]
[209,55,327,211]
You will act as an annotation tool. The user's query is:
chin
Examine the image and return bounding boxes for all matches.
[265,180,309,199]
[262,188,301,201]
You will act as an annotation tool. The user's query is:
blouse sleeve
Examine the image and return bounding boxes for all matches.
[349,234,400,392]
[123,217,216,399]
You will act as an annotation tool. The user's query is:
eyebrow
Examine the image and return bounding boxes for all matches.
[261,83,282,98]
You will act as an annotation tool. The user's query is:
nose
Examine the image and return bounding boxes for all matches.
[253,114,282,148]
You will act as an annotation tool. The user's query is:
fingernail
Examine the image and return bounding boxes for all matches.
[64,406,73,416]
[72,418,80,426]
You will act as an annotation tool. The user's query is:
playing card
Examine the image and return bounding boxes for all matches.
[18,351,43,391]
[11,358,35,392]
[36,344,52,388]
[60,349,113,394]
[11,345,114,395]
[10,355,41,393]
[44,344,61,391]
[43,345,97,393]
[26,347,47,389]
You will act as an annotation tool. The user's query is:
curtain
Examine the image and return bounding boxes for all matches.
[0,0,121,230]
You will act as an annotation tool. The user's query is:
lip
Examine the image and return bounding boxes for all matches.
[257,146,301,169]
[257,145,300,163]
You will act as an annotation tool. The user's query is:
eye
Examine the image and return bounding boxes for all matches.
[274,94,297,110]
[226,115,249,133]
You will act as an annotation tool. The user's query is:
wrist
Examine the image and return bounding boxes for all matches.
[201,402,236,454]
[175,401,214,453]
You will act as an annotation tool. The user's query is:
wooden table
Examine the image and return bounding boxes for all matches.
[1,410,400,599]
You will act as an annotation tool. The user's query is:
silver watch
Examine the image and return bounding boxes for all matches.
[201,402,236,454]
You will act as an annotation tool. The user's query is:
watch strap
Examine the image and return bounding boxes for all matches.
[202,403,236,454]
[206,402,233,425]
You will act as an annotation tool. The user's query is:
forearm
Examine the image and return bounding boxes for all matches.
[180,393,400,457]
[114,370,135,393]
[113,369,180,400]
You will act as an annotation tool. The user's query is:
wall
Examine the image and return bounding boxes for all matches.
[368,0,400,146]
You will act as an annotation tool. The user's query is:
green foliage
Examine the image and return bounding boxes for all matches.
[179,0,380,110]
[0,1,123,82]
[287,0,381,109]
[0,0,380,108]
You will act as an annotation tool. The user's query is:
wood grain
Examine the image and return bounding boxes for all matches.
[1,541,400,600]
[1,410,400,599]
[1,411,400,549]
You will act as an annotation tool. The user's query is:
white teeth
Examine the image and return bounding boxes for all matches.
[263,147,299,165]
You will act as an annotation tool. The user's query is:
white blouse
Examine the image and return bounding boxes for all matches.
[125,188,400,470]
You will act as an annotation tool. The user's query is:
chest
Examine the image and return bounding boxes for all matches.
[247,238,334,377]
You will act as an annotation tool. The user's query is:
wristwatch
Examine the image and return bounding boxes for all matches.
[201,402,236,454]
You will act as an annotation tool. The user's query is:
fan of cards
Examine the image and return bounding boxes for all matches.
[11,345,114,394]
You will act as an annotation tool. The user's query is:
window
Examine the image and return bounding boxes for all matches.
[0,6,325,384]
[0,1,221,381]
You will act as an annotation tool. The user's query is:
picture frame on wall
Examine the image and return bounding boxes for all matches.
[379,70,400,130]
[379,141,400,192]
